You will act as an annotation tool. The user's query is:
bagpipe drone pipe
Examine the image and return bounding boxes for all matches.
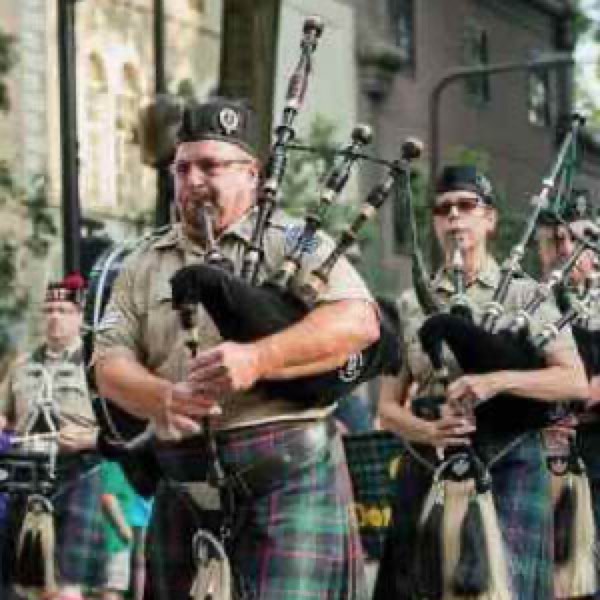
[380,114,598,600]
[554,279,600,379]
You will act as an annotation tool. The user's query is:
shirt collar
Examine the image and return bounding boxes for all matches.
[44,338,82,362]
[152,207,260,253]
[433,255,500,293]
[151,206,291,253]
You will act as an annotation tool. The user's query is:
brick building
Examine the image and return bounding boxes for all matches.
[352,0,592,295]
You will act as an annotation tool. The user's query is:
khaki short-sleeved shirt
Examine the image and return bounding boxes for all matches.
[94,208,374,430]
[397,256,577,396]
[0,339,96,451]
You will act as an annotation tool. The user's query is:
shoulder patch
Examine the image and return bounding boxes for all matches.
[96,310,123,332]
[284,225,320,256]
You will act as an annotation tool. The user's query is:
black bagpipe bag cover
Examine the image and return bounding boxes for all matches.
[169,264,401,405]
[418,313,553,433]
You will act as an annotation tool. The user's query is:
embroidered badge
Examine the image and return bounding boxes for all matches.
[96,311,122,332]
[338,352,364,383]
[218,107,240,136]
[284,225,320,256]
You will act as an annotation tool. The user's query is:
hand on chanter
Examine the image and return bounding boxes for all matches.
[417,411,476,448]
[155,381,222,437]
[187,341,265,394]
[446,373,499,411]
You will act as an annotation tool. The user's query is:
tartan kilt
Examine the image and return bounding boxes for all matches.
[342,431,405,560]
[53,458,106,587]
[374,431,553,600]
[146,420,368,600]
[3,457,105,589]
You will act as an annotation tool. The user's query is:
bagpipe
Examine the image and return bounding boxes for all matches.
[82,16,412,504]
[168,18,411,412]
[389,113,600,600]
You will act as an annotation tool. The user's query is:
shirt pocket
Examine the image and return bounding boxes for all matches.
[13,365,47,404]
[53,366,91,417]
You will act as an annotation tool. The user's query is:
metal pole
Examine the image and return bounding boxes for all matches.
[153,0,172,227]
[428,55,574,200]
[58,0,81,275]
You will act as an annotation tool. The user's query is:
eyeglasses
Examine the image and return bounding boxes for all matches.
[432,198,486,217]
[170,158,253,178]
[43,306,79,317]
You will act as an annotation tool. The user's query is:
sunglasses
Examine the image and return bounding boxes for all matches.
[432,198,486,217]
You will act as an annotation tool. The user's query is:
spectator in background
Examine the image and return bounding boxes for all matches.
[101,460,153,600]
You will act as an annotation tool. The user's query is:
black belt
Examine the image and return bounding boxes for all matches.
[157,418,337,499]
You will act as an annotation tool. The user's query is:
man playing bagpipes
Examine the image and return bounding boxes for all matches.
[0,274,105,599]
[373,165,588,600]
[535,197,600,599]
[92,97,380,600]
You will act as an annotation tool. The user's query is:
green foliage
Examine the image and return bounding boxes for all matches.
[280,114,376,241]
[0,175,57,357]
[573,0,600,41]
[0,30,16,112]
[0,30,56,359]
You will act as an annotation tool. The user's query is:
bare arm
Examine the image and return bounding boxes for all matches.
[447,344,589,406]
[101,494,133,543]
[187,300,380,392]
[378,372,475,447]
[96,355,217,434]
[255,300,379,378]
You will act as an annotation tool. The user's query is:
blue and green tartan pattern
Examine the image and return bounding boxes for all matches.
[53,461,106,588]
[342,431,405,560]
[147,420,368,599]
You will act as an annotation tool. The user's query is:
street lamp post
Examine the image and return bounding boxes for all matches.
[428,54,575,199]
[153,0,172,227]
[58,0,82,275]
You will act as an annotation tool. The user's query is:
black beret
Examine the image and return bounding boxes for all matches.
[435,165,495,206]
[176,97,259,157]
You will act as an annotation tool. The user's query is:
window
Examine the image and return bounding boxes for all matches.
[462,25,490,105]
[83,54,113,206]
[387,0,415,70]
[115,64,142,207]
[528,69,550,126]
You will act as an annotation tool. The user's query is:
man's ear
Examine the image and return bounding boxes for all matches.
[486,207,498,233]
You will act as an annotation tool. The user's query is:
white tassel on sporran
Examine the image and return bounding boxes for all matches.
[552,462,598,599]
[14,495,57,596]
[190,529,233,600]
[443,479,511,600]
[415,453,511,600]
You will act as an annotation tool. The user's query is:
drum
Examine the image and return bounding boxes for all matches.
[84,242,150,447]
[0,445,56,496]
[342,430,404,560]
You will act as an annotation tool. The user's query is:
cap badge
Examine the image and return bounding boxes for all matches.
[218,107,240,136]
